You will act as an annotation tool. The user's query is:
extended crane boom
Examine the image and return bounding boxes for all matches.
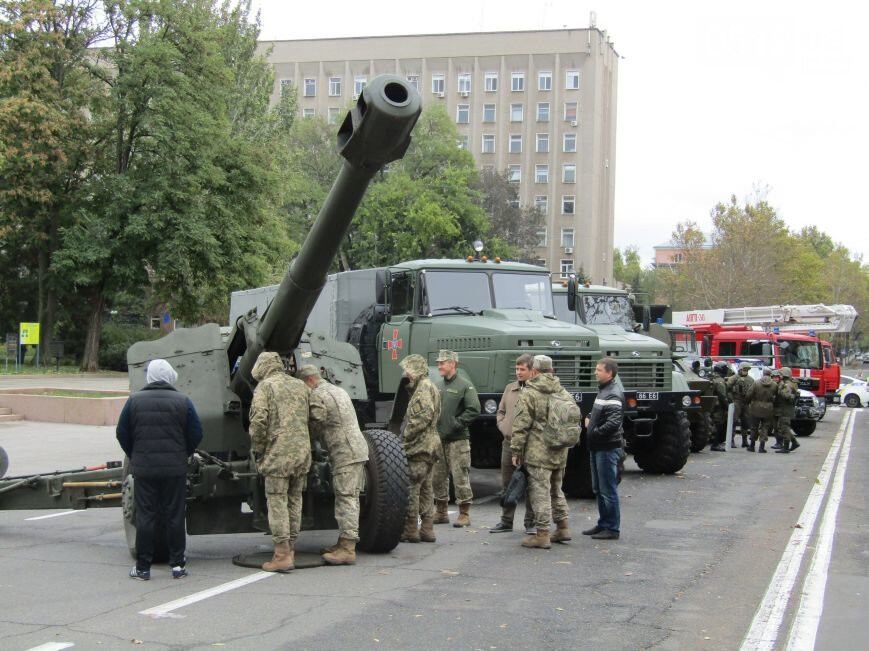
[672,304,857,333]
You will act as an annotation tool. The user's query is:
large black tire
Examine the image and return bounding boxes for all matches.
[843,393,862,408]
[358,429,409,553]
[792,420,816,437]
[0,445,8,479]
[562,435,593,498]
[633,411,691,474]
[121,459,169,563]
[689,412,712,453]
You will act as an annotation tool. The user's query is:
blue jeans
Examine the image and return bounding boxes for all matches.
[589,449,621,533]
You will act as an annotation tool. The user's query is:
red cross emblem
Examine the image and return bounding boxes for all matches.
[383,328,403,360]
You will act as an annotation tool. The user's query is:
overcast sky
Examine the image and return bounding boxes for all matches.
[250,0,868,265]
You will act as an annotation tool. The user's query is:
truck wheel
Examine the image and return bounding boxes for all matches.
[689,413,712,453]
[562,436,593,498]
[633,411,691,474]
[0,446,8,479]
[121,460,169,563]
[358,429,409,553]
[792,420,816,437]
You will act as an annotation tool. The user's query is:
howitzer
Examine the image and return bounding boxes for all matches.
[0,75,420,558]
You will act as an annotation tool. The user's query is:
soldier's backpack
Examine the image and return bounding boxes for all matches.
[544,394,582,449]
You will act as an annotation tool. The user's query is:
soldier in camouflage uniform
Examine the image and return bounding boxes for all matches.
[300,365,369,565]
[398,354,441,543]
[249,352,312,572]
[746,367,777,453]
[709,362,730,452]
[773,367,801,454]
[726,362,754,448]
[511,355,573,549]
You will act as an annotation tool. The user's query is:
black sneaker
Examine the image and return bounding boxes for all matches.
[172,565,188,579]
[590,529,619,540]
[489,522,513,533]
[129,567,150,581]
[582,525,603,536]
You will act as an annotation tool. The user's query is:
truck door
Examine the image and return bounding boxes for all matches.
[379,271,415,394]
[822,343,838,398]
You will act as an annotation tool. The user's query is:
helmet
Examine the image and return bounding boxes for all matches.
[739,362,752,371]
[771,369,782,378]
[713,361,729,376]
[780,367,793,378]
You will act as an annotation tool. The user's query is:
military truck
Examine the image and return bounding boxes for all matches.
[551,281,699,476]
[0,75,421,557]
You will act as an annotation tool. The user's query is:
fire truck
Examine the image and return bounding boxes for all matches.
[672,304,857,402]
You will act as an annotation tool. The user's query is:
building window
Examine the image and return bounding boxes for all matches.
[535,164,549,183]
[279,79,293,96]
[457,135,469,150]
[508,199,520,209]
[431,74,445,95]
[509,134,522,154]
[456,104,470,124]
[536,229,547,247]
[328,77,341,96]
[672,253,684,263]
[507,164,521,183]
[482,134,495,153]
[560,259,574,276]
[354,76,367,98]
[537,102,550,122]
[302,108,316,118]
[482,104,496,122]
[562,164,576,183]
[328,107,341,124]
[303,78,316,97]
[562,195,575,215]
[406,74,420,91]
[538,71,552,91]
[457,73,471,94]
[563,133,577,152]
[565,70,581,90]
[534,195,548,213]
[510,103,524,122]
[536,133,549,153]
[485,72,498,92]
[561,228,575,248]
[511,71,525,92]
[564,102,578,122]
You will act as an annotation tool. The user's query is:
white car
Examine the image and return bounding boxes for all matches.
[836,380,867,408]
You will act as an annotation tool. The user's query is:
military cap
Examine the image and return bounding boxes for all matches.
[739,362,752,371]
[533,355,554,372]
[297,364,321,379]
[762,367,772,376]
[779,367,792,378]
[771,369,782,377]
[436,349,458,363]
[399,354,429,378]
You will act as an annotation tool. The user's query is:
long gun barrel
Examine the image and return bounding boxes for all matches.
[230,75,421,401]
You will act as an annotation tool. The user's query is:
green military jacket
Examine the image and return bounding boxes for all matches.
[773,378,799,418]
[710,375,729,423]
[726,372,754,403]
[309,380,369,471]
[436,372,480,442]
[403,377,441,461]
[747,376,777,419]
[249,353,312,478]
[511,373,572,470]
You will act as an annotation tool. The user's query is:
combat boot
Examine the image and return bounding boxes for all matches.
[521,528,551,549]
[775,443,790,453]
[550,519,572,543]
[419,517,436,543]
[710,442,726,452]
[454,503,471,528]
[758,441,767,453]
[433,499,450,525]
[747,437,756,452]
[790,439,800,452]
[741,434,749,448]
[319,538,340,555]
[322,537,356,565]
[262,541,294,573]
[400,515,420,543]
[771,441,782,450]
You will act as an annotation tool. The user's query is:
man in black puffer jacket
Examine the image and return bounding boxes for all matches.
[116,359,202,580]
[582,357,624,541]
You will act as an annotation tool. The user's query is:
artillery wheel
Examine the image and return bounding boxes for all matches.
[633,411,691,474]
[792,420,816,437]
[562,435,593,499]
[121,460,169,563]
[689,412,712,453]
[0,446,8,479]
[357,429,409,554]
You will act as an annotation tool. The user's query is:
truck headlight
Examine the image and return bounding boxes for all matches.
[484,399,498,414]
[681,396,691,407]
[812,397,819,407]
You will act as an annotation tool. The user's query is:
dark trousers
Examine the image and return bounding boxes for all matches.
[134,475,187,570]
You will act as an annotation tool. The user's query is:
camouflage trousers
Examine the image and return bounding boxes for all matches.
[499,438,534,528]
[733,401,753,435]
[751,417,774,443]
[775,415,796,444]
[433,439,473,504]
[264,473,306,545]
[525,464,568,531]
[407,455,435,520]
[333,462,365,542]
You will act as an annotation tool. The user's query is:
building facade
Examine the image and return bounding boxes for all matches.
[261,28,618,282]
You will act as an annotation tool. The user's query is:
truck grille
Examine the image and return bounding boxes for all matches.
[435,336,493,351]
[617,360,669,390]
[551,355,596,391]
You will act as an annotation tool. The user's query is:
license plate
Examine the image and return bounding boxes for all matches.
[637,392,659,400]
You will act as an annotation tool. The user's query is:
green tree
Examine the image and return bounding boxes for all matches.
[476,168,544,261]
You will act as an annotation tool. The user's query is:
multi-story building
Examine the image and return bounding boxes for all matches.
[261,26,618,282]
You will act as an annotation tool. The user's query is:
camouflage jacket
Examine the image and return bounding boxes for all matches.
[511,373,572,470]
[309,380,369,471]
[249,353,312,478]
[747,376,778,418]
[773,378,799,417]
[726,372,754,402]
[710,375,729,420]
[402,377,441,461]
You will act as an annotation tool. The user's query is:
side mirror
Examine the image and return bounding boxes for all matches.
[566,275,577,312]
[642,306,651,333]
[375,269,390,305]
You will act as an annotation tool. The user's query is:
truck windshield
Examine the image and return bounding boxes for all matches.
[424,271,492,314]
[581,294,634,331]
[552,292,572,322]
[670,330,698,354]
[779,339,821,370]
[492,273,554,315]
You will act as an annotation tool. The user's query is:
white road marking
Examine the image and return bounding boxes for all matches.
[139,571,275,617]
[25,643,75,651]
[785,406,857,651]
[739,409,852,651]
[25,510,82,521]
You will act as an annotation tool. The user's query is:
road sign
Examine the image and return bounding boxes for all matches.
[5,333,16,358]
[19,322,40,345]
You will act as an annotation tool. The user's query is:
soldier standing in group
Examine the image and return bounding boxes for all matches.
[249,352,312,572]
[299,365,369,565]
[398,354,441,543]
[746,367,777,453]
[490,353,536,534]
[727,362,755,448]
[511,355,574,549]
[709,361,730,452]
[432,350,480,528]
[773,367,801,454]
